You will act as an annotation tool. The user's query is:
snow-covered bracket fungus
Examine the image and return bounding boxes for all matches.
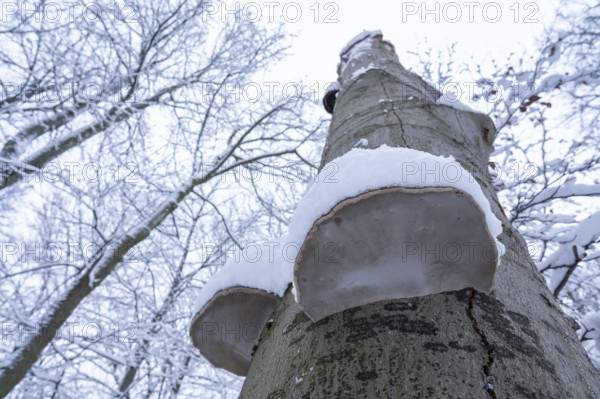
[289,146,505,322]
[189,241,291,376]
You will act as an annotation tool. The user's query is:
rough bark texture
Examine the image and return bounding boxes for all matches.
[240,35,600,398]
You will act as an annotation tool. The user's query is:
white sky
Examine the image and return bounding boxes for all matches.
[243,0,561,90]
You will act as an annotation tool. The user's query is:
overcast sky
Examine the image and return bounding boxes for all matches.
[240,0,562,92]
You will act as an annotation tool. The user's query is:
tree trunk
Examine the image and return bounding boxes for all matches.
[240,33,600,398]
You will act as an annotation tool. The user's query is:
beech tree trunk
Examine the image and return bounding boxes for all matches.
[240,34,600,398]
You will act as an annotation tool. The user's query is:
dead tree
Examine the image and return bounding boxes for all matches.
[239,32,600,398]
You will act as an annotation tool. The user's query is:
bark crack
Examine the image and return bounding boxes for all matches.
[392,110,410,148]
[467,290,497,399]
[380,82,410,148]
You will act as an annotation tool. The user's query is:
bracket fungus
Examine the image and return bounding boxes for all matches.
[288,146,504,322]
[189,241,291,376]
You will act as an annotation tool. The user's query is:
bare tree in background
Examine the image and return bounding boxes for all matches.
[474,0,600,329]
[0,1,322,397]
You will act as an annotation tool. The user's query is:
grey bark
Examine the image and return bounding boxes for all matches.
[240,35,600,398]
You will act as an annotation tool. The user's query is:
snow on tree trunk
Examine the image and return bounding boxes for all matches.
[240,32,600,398]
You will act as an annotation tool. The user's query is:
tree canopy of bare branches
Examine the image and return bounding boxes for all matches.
[0,1,322,397]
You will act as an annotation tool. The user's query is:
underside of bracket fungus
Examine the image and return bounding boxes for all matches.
[190,287,278,376]
[295,186,498,321]
[289,147,504,322]
[189,241,290,375]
